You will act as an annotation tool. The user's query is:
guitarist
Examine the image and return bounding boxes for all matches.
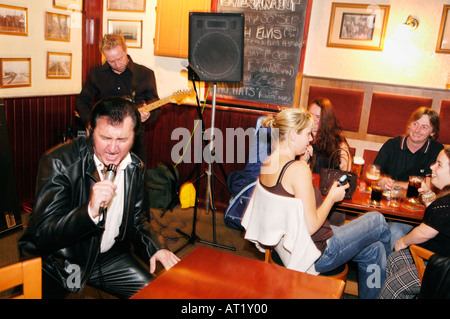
[76,34,159,164]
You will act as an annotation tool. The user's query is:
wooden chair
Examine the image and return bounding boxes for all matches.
[264,248,349,283]
[410,244,434,283]
[0,257,42,299]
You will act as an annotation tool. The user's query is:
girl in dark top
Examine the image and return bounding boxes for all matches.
[307,98,351,225]
[379,146,450,299]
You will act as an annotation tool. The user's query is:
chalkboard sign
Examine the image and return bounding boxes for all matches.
[211,0,311,109]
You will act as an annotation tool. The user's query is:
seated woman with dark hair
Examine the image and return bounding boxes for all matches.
[379,146,450,299]
[307,98,351,174]
[306,98,351,225]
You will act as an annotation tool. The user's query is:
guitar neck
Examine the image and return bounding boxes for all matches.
[139,96,172,113]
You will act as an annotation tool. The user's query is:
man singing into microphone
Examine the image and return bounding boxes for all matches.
[19,97,179,299]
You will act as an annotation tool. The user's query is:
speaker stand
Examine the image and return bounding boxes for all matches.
[175,82,235,254]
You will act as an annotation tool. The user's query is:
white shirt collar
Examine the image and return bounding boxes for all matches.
[93,153,132,179]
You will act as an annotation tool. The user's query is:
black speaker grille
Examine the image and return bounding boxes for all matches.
[189,12,244,83]
[192,33,239,78]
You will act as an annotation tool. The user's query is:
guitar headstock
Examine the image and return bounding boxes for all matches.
[172,89,196,105]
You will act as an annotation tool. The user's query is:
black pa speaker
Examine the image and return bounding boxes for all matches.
[189,12,244,83]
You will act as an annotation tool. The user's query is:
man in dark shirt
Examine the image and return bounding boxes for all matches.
[374,107,444,250]
[76,34,159,164]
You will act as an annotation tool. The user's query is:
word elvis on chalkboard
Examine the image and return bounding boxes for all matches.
[215,0,309,108]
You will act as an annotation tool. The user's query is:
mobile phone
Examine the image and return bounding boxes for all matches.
[338,175,349,185]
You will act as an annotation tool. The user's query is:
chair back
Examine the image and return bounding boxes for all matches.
[419,253,450,299]
[0,257,42,299]
[410,244,434,283]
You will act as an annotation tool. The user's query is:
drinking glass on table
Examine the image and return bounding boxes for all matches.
[351,156,365,180]
[406,175,424,204]
[369,180,383,206]
[365,164,380,192]
[389,185,402,208]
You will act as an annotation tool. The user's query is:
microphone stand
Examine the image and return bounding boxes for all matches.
[175,69,235,253]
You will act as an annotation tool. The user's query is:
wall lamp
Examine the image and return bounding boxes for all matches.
[404,15,419,30]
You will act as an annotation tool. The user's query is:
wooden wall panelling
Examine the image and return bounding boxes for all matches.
[0,99,21,233]
[146,103,269,210]
[82,0,103,83]
[4,95,77,208]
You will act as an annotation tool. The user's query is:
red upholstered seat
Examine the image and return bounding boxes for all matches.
[308,86,364,133]
[367,93,432,137]
[362,150,379,178]
[438,100,450,145]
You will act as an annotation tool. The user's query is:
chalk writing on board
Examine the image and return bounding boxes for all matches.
[215,0,308,107]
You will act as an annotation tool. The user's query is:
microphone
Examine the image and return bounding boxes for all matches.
[104,164,117,182]
[99,164,117,218]
[181,60,200,81]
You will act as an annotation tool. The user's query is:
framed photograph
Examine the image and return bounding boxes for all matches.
[0,58,31,88]
[327,3,390,51]
[45,12,71,42]
[0,4,28,36]
[53,0,83,12]
[107,19,143,48]
[107,0,146,12]
[47,52,72,79]
[436,5,450,53]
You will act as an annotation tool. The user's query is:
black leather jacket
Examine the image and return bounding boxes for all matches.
[19,137,165,293]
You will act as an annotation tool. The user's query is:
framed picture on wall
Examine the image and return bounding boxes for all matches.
[107,19,143,48]
[107,0,146,12]
[45,12,71,42]
[53,0,83,12]
[327,3,390,51]
[0,58,31,88]
[436,5,450,53]
[0,4,28,36]
[47,52,72,79]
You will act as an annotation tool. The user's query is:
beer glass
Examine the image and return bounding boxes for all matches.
[369,180,383,206]
[365,164,380,192]
[406,176,423,203]
[351,156,365,179]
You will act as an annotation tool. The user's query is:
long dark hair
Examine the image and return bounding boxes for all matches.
[437,146,450,199]
[308,98,349,158]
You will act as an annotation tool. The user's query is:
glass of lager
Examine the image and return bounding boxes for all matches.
[365,164,380,192]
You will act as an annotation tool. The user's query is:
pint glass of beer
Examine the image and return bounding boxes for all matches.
[365,164,380,192]
[406,175,423,203]
[351,156,365,179]
[369,180,383,206]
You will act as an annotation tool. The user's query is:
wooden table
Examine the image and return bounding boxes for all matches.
[313,174,425,223]
[132,247,345,299]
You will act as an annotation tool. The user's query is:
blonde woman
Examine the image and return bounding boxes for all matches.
[246,108,390,299]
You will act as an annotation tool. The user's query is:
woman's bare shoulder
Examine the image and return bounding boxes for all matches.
[287,160,312,176]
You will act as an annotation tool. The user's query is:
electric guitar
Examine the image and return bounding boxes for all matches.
[138,89,196,113]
